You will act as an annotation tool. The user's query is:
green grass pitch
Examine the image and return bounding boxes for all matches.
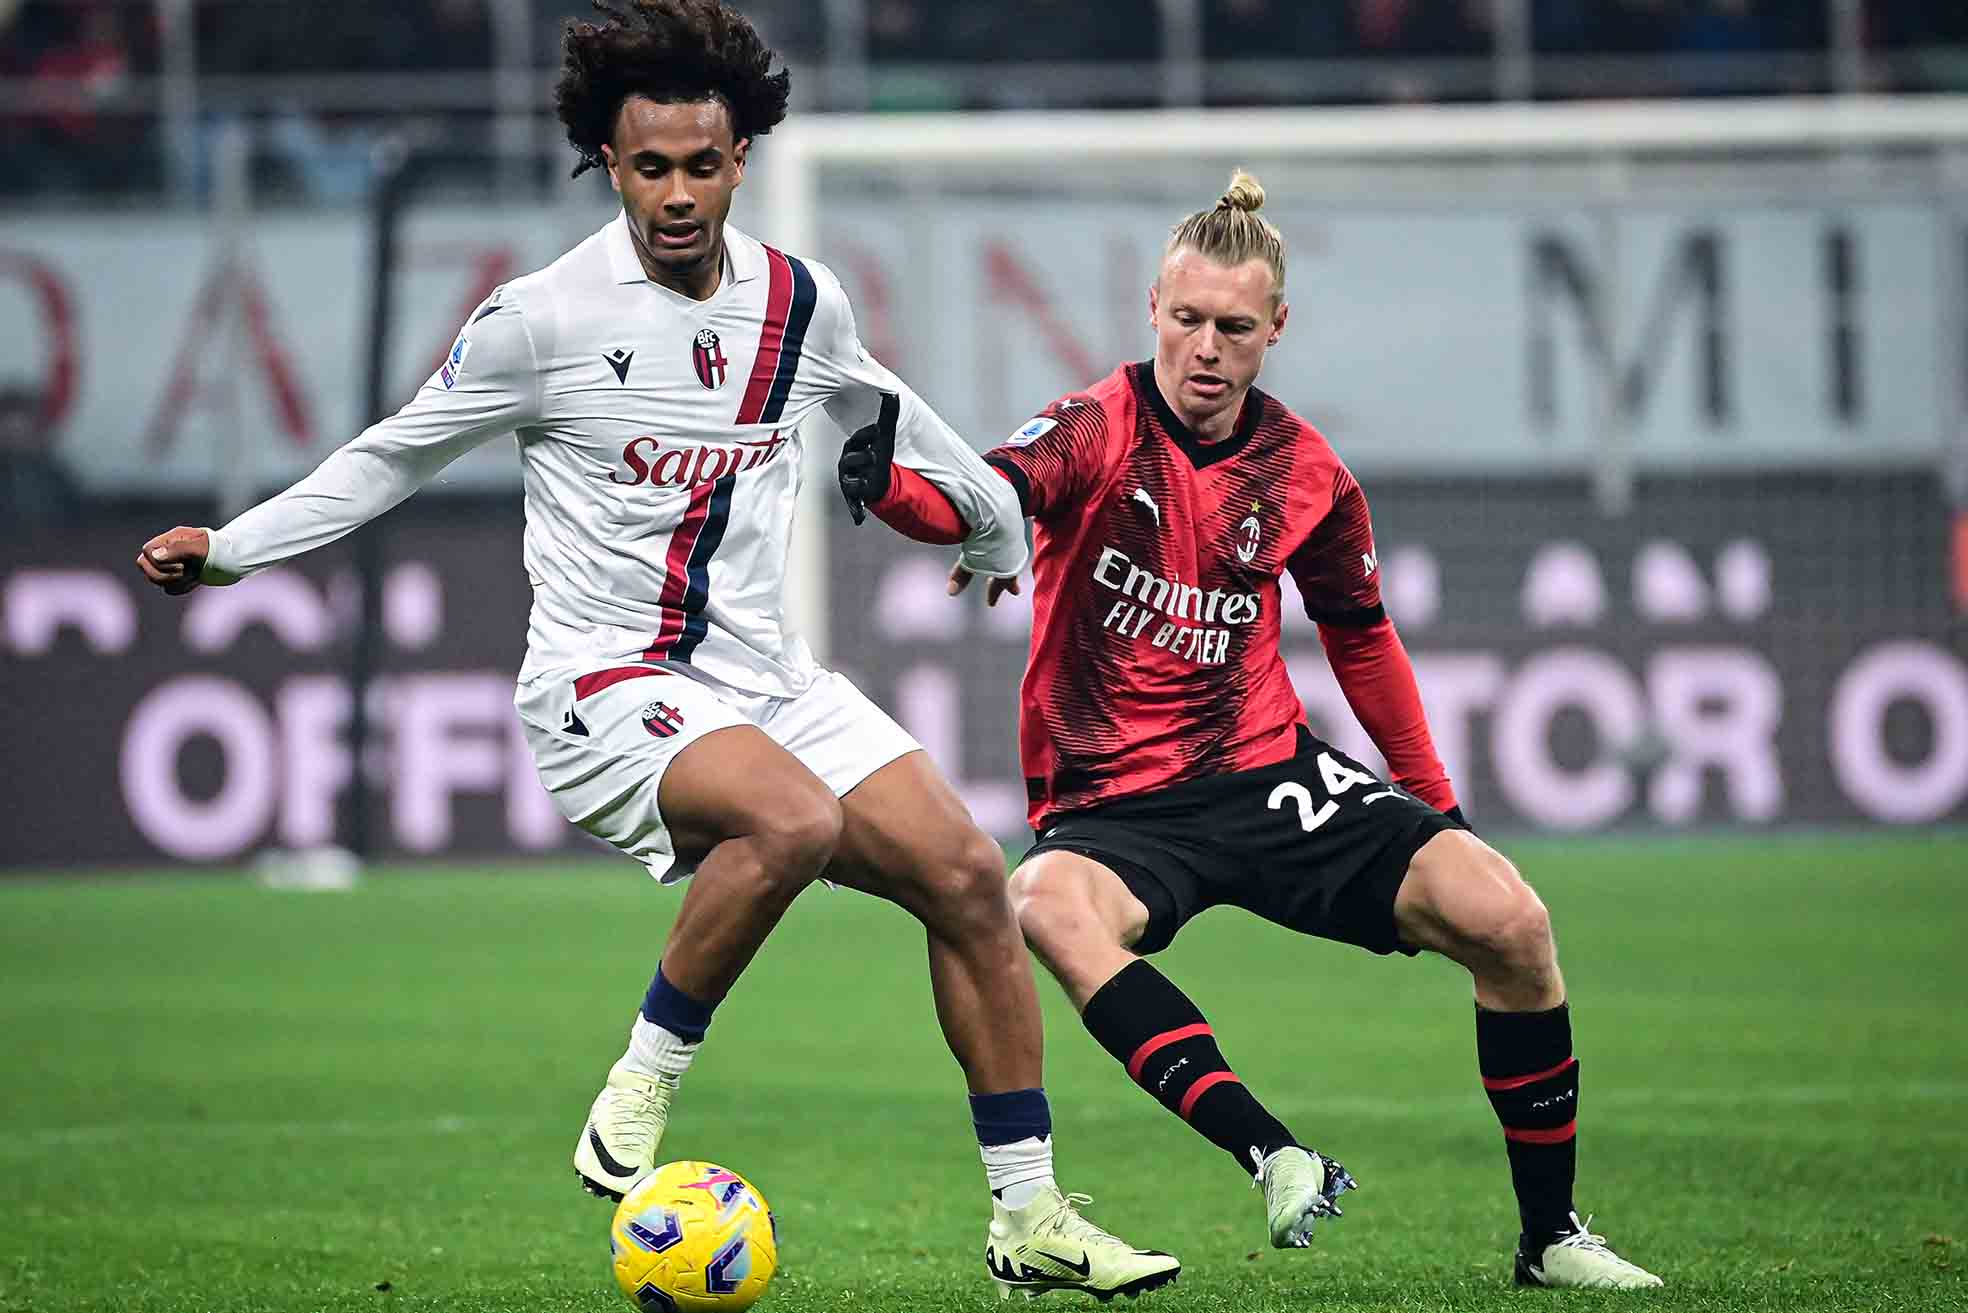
[2,834,1962,1312]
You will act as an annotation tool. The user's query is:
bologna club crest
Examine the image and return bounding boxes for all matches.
[692,328,729,390]
[642,701,686,739]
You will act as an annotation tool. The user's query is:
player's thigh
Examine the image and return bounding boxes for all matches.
[1391,829,1547,965]
[757,671,996,911]
[657,725,842,866]
[1019,811,1210,957]
[826,748,1006,919]
[515,667,834,877]
[1006,848,1153,953]
[1220,742,1465,957]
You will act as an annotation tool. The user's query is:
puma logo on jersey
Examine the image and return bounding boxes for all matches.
[1130,488,1161,526]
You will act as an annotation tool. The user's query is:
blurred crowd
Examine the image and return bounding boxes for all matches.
[1,0,1966,202]
[8,0,1966,79]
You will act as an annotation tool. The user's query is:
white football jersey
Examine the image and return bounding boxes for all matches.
[205,216,1027,697]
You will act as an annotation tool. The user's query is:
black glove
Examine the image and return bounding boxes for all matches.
[838,391,899,526]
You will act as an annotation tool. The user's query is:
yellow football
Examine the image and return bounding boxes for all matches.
[609,1161,779,1311]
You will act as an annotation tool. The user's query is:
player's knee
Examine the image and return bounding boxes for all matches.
[930,830,1012,925]
[1467,858,1553,974]
[1006,863,1053,936]
[751,790,842,887]
[1007,862,1092,955]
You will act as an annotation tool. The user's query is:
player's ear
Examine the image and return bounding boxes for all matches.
[1147,282,1160,328]
[600,143,622,195]
[731,137,750,187]
[1269,299,1289,346]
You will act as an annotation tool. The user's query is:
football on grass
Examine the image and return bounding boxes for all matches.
[610,1161,778,1311]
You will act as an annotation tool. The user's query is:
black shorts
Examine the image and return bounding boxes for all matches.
[1024,730,1468,956]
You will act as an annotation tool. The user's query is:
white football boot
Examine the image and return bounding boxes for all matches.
[985,1187,1180,1301]
[573,1058,678,1201]
[1515,1212,1663,1289]
[1249,1145,1358,1248]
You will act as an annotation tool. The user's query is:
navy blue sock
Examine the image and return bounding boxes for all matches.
[969,1087,1052,1146]
[641,961,716,1042]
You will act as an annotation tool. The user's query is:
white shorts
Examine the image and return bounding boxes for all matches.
[515,664,921,882]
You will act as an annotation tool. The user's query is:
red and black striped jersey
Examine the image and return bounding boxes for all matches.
[987,362,1386,830]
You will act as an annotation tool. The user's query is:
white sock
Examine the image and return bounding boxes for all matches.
[626,1014,700,1080]
[982,1135,1056,1210]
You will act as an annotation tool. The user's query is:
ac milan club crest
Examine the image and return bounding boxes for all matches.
[1237,513,1262,564]
[642,701,686,738]
[692,328,729,390]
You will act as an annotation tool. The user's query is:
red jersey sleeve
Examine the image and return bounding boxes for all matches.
[1290,469,1457,812]
[983,398,1109,522]
[1319,620,1457,812]
[870,464,970,545]
[1286,467,1383,627]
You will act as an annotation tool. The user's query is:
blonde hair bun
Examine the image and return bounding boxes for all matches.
[1219,169,1266,214]
[1166,168,1286,302]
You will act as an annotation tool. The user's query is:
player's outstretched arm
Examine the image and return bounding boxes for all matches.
[810,262,1027,579]
[132,289,545,598]
[837,408,1025,605]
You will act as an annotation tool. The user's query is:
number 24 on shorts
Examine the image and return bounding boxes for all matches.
[1267,752,1398,833]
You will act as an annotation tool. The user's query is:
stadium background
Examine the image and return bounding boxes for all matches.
[2,4,1964,1312]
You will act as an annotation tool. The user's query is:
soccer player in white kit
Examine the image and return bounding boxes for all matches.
[134,0,1178,1300]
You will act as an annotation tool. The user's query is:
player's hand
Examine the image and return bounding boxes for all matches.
[838,391,899,526]
[947,563,1022,607]
[135,526,214,596]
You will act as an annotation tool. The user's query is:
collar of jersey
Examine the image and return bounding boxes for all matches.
[605,214,762,299]
[1130,360,1265,470]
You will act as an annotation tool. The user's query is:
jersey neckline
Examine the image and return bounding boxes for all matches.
[1129,361,1267,470]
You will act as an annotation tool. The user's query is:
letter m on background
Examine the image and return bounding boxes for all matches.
[1528,229,1729,429]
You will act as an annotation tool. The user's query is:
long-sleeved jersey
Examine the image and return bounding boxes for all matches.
[979,362,1454,829]
[204,216,1025,696]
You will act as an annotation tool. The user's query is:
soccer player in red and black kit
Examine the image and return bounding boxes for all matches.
[839,172,1661,1289]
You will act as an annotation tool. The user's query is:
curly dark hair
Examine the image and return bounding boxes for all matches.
[555,0,792,179]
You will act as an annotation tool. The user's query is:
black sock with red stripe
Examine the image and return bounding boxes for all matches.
[1476,1002,1578,1243]
[1080,960,1297,1173]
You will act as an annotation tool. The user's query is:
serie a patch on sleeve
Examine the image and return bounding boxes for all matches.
[1003,416,1056,447]
[440,333,472,389]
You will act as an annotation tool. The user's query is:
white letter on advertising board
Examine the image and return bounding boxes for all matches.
[1493,648,1644,830]
[121,676,275,860]
[1830,641,1968,823]
[1646,648,1784,823]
